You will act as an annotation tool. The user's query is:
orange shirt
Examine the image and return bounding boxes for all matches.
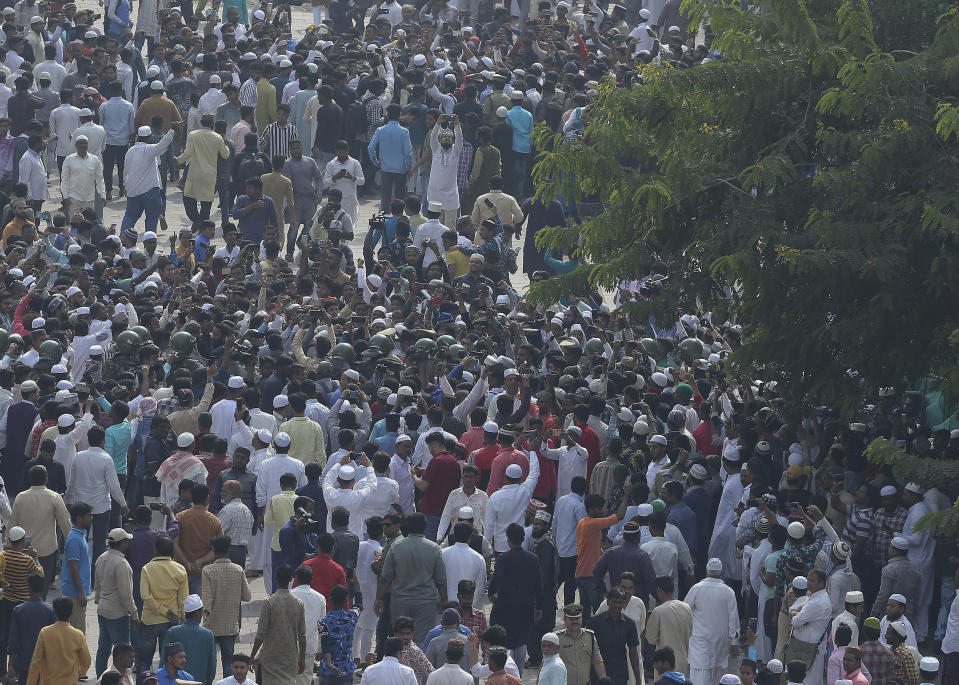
[575,514,619,578]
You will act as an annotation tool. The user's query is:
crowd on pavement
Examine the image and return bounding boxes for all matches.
[0,0,955,684]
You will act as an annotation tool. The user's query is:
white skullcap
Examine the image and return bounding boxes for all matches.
[496,106,508,118]
[57,414,76,427]
[273,394,289,408]
[274,432,292,448]
[412,54,427,66]
[177,433,195,448]
[919,656,939,671]
[880,485,897,497]
[889,592,907,604]
[890,537,909,551]
[766,659,783,674]
[8,526,26,541]
[792,576,808,590]
[904,481,922,494]
[889,620,908,638]
[505,464,523,479]
[228,376,246,389]
[339,465,356,480]
[279,59,292,67]
[651,371,668,387]
[649,434,668,446]
[706,558,723,573]
[616,408,633,422]
[633,420,649,435]
[51,364,68,374]
[66,286,82,297]
[137,125,152,137]
[344,369,360,381]
[209,75,222,84]
[636,503,654,516]
[397,385,414,397]
[395,434,412,444]
[458,506,474,519]
[787,521,806,539]
[76,307,90,316]
[845,590,864,603]
[89,345,103,355]
[184,594,203,612]
[483,421,499,433]
[719,676,741,685]
[541,632,560,645]
[31,317,45,329]
[150,81,164,91]
[56,380,74,390]
[257,429,273,443]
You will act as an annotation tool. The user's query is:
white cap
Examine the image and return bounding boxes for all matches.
[496,106,508,118]
[483,421,499,433]
[845,590,864,603]
[792,576,808,590]
[891,537,909,551]
[279,59,293,67]
[31,317,45,329]
[344,369,360,382]
[57,414,76,427]
[8,526,26,542]
[919,656,939,672]
[228,376,246,389]
[505,464,523,478]
[616,408,633,422]
[77,307,90,315]
[137,125,153,137]
[256,429,273,444]
[889,592,907,604]
[253,9,265,18]
[568,426,582,437]
[30,15,43,22]
[904,482,922,494]
[274,432,292,448]
[633,420,649,435]
[56,380,74,390]
[787,521,806,539]
[184,594,203,612]
[427,200,443,213]
[397,386,414,397]
[89,345,103,355]
[143,231,158,241]
[651,371,668,387]
[880,485,897,497]
[66,286,82,297]
[719,676,741,685]
[209,74,222,85]
[51,364,68,374]
[889,620,908,638]
[766,660,784,674]
[20,380,38,393]
[273,394,289,409]
[542,632,560,645]
[395,434,412,444]
[8,268,22,278]
[339,465,356,480]
[689,463,708,480]
[84,30,98,38]
[177,433,195,448]
[150,81,164,91]
[706,558,723,572]
[413,54,427,66]
[649,434,668,446]
[458,506,474,519]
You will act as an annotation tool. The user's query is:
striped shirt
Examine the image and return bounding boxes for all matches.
[260,121,299,158]
[841,504,874,546]
[0,549,43,602]
[239,78,258,107]
[871,506,907,567]
[361,92,384,143]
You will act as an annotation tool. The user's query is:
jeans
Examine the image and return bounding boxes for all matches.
[135,621,172,676]
[288,198,317,252]
[512,152,530,199]
[103,144,127,193]
[38,552,57,598]
[215,634,237,679]
[512,644,528,674]
[379,171,407,211]
[91,510,111,582]
[121,186,164,233]
[558,556,578,606]
[936,574,957,640]
[184,197,213,226]
[97,615,131,676]
[424,514,440,542]
[217,182,233,227]
[576,577,603,621]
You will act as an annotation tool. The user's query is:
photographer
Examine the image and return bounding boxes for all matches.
[275,495,319,571]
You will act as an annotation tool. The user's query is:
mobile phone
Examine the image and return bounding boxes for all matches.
[351,315,364,324]
[388,271,400,279]
[748,618,757,633]
[149,502,164,511]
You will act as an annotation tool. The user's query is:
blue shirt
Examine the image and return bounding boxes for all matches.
[666,500,697,554]
[61,526,91,598]
[276,517,318,570]
[163,620,216,685]
[421,623,471,651]
[232,194,279,243]
[367,120,413,174]
[318,608,358,677]
[505,105,534,154]
[104,419,131,476]
[154,668,195,685]
[7,597,55,671]
[98,96,136,146]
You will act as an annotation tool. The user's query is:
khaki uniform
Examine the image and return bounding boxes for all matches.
[557,627,604,685]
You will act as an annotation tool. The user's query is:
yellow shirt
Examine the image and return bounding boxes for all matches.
[139,555,189,626]
[264,490,298,551]
[279,415,327,466]
[446,248,470,279]
[27,621,91,685]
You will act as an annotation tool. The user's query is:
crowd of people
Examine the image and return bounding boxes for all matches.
[0,0,955,684]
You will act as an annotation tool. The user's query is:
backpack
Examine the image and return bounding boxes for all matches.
[237,152,269,184]
[344,99,369,138]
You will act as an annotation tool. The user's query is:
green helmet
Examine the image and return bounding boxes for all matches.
[414,338,437,355]
[130,326,152,344]
[116,330,142,356]
[447,343,467,361]
[0,328,8,352]
[436,335,456,349]
[38,339,62,361]
[640,337,659,356]
[678,337,704,363]
[332,342,355,363]
[170,331,196,355]
[585,337,604,357]
[368,334,394,356]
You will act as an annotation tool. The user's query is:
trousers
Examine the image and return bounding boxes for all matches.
[121,186,164,233]
[103,144,127,192]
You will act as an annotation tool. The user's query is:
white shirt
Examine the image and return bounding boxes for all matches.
[364,474,401,521]
[942,591,959,654]
[74,122,107,159]
[255,454,307,508]
[685,576,739,670]
[52,413,94,473]
[411,427,455,469]
[198,88,228,115]
[61,153,105,201]
[831,610,859,647]
[291,583,327,654]
[646,455,669,492]
[356,538,382,629]
[879,614,917,648]
[360,655,418,685]
[49,103,81,157]
[18,148,46,201]
[437,487,490,541]
[551,491,586,558]
[123,129,175,197]
[484,448,539,553]
[426,663,473,685]
[538,654,567,685]
[642,536,679,590]
[539,442,588,498]
[66,446,126,515]
[390,452,415,515]
[791,588,833,643]
[34,60,67,91]
[413,219,449,268]
[441,541,487,601]
[322,463,378,537]
[210,398,239,439]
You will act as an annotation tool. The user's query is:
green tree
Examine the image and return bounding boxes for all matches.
[530,0,959,415]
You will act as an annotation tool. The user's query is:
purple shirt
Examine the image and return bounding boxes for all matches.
[127,521,180,601]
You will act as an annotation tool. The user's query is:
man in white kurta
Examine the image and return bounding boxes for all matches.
[291,566,327,685]
[789,570,832,685]
[538,426,588,498]
[322,458,379,537]
[441,524,487,602]
[685,558,739,685]
[254,433,307,587]
[322,145,364,227]
[646,580,693,678]
[425,117,463,228]
[354,532,383,660]
[900,482,936,642]
[708,451,745,584]
[60,136,106,214]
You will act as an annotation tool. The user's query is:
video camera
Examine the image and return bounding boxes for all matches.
[294,507,321,534]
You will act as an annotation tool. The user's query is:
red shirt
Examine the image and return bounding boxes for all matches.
[574,422,601,481]
[296,554,347,604]
[201,454,232,498]
[469,444,500,489]
[460,426,485,455]
[692,421,722,457]
[420,452,461,516]
[486,448,530,495]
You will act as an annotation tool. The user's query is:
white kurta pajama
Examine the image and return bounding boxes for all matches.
[425,122,462,226]
[354,537,383,659]
[254,454,306,585]
[685,576,739,685]
[322,155,364,227]
[901,498,935,641]
[749,538,774,662]
[708,471,744,582]
[789,588,832,685]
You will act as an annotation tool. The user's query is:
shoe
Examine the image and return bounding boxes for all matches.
[106,191,112,202]
[159,216,168,231]
[79,676,89,681]
[119,187,126,198]
[285,252,294,262]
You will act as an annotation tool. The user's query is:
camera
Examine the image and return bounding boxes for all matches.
[294,507,320,534]
[369,212,388,231]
